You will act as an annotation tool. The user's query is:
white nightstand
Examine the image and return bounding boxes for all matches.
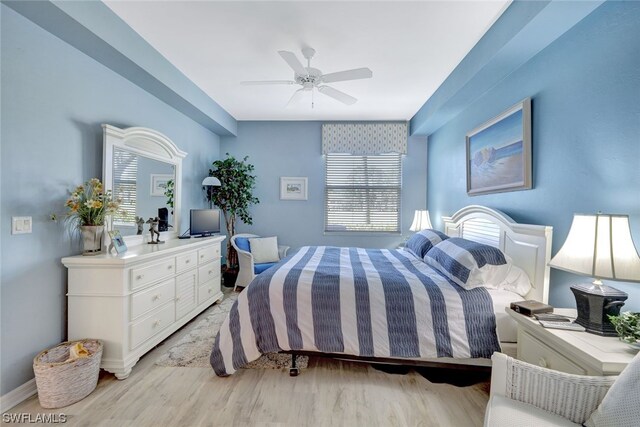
[506,308,638,376]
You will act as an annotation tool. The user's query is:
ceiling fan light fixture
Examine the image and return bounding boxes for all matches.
[240,47,372,108]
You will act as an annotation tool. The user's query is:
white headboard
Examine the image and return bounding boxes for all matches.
[442,205,553,303]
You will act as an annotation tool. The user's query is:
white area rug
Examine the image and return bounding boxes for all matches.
[155,292,308,370]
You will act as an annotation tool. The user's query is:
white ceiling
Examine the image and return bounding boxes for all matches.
[105,1,510,121]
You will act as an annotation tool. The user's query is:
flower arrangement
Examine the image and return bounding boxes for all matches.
[65,178,121,228]
[608,312,640,347]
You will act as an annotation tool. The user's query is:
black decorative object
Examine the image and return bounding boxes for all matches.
[158,208,169,232]
[570,283,628,336]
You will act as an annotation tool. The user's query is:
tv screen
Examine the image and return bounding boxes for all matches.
[190,209,220,237]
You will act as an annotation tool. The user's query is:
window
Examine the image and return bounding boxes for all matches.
[325,153,401,233]
[112,149,137,226]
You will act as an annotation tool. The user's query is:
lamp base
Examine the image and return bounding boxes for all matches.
[571,282,628,336]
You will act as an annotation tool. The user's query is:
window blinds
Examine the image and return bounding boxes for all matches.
[325,153,401,233]
[112,149,137,226]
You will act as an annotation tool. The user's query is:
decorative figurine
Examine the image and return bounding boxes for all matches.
[146,217,164,244]
[135,216,145,235]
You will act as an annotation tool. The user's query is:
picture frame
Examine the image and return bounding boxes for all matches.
[108,230,128,254]
[150,174,173,197]
[280,177,308,201]
[466,98,532,196]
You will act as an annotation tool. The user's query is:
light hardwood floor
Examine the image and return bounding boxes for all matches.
[8,302,490,427]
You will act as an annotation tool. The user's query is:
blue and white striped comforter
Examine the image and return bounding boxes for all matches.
[210,246,501,376]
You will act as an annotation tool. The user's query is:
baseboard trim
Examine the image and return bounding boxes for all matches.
[0,379,37,413]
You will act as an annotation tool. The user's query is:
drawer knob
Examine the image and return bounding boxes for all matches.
[209,270,213,275]
[208,288,212,293]
[176,296,181,301]
[200,255,204,258]
[153,294,161,301]
[136,275,143,280]
[185,259,190,264]
[167,265,173,270]
[153,320,161,328]
[538,357,548,368]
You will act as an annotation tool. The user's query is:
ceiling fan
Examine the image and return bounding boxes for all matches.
[241,47,373,108]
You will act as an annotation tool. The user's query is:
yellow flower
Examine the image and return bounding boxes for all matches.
[85,199,103,209]
[89,178,101,186]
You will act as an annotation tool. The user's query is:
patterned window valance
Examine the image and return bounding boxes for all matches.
[322,123,408,155]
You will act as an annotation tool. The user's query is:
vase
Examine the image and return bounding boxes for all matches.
[80,225,104,256]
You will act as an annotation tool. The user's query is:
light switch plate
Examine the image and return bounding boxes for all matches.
[12,216,32,234]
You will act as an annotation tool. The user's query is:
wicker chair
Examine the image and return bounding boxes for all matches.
[485,352,617,426]
[230,234,289,291]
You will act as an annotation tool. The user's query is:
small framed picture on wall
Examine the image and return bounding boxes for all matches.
[280,177,308,201]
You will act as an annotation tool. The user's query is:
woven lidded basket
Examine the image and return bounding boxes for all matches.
[33,339,103,408]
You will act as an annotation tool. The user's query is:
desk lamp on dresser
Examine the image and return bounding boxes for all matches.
[549,213,640,336]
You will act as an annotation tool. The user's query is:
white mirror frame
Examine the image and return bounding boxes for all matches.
[102,124,187,247]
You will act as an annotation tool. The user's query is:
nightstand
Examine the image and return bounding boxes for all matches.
[506,308,637,376]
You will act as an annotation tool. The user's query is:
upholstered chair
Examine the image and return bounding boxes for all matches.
[230,234,289,291]
[485,351,640,427]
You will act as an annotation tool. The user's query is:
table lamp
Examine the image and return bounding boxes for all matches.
[549,213,640,335]
[410,210,432,232]
[202,176,221,209]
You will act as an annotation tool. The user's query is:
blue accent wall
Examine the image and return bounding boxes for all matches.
[221,122,427,250]
[0,5,220,394]
[425,2,640,310]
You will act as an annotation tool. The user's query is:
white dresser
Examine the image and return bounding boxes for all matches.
[63,236,225,379]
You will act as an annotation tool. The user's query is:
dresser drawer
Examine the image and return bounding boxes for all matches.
[131,278,175,320]
[176,251,198,273]
[131,258,176,290]
[198,245,220,265]
[519,330,586,375]
[176,271,197,319]
[198,280,218,305]
[198,262,220,285]
[130,303,175,350]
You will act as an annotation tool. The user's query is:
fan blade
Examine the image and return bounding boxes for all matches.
[321,67,372,83]
[286,89,306,108]
[240,80,296,86]
[278,51,308,76]
[318,85,357,105]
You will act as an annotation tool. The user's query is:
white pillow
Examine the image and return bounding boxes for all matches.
[248,236,280,264]
[485,265,533,297]
[585,351,640,427]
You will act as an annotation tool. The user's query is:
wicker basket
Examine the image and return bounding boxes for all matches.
[33,339,103,408]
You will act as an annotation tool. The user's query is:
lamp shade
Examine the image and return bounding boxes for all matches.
[549,213,640,282]
[410,210,432,232]
[202,176,221,186]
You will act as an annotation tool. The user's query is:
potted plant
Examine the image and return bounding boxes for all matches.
[205,154,259,286]
[65,178,121,255]
[608,312,640,348]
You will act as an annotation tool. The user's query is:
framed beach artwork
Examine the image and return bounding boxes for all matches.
[280,177,308,200]
[466,98,532,196]
[150,174,173,196]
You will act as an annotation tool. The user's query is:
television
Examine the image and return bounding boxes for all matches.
[190,209,220,237]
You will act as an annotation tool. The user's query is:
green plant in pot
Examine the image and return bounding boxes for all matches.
[608,312,640,348]
[205,154,259,286]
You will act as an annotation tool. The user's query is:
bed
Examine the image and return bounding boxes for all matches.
[210,205,552,376]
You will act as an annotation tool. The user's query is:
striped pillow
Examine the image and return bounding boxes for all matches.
[424,237,511,290]
[405,229,449,258]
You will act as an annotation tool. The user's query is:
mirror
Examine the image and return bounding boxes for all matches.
[103,125,186,245]
[112,148,176,237]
